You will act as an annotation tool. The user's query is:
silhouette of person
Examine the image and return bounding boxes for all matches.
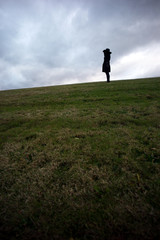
[102,48,112,82]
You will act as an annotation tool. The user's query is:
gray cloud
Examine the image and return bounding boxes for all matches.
[0,0,160,90]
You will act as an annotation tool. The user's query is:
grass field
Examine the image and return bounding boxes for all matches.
[0,77,160,240]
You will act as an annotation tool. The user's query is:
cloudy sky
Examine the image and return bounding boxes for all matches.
[0,0,160,90]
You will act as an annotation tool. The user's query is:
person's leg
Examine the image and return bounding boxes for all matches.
[106,72,110,82]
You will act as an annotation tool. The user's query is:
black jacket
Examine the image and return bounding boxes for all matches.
[102,50,111,73]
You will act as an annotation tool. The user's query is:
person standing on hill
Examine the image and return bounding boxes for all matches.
[102,48,112,82]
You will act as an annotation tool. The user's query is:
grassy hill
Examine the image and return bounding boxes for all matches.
[0,77,160,240]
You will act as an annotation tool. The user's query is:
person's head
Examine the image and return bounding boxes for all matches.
[103,48,112,54]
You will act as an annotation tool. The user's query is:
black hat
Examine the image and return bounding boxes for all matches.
[105,48,112,53]
[103,48,112,54]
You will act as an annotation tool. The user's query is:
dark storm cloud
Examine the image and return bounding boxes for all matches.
[87,0,160,58]
[0,0,160,90]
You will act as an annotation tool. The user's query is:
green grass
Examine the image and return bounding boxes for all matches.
[0,77,160,240]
